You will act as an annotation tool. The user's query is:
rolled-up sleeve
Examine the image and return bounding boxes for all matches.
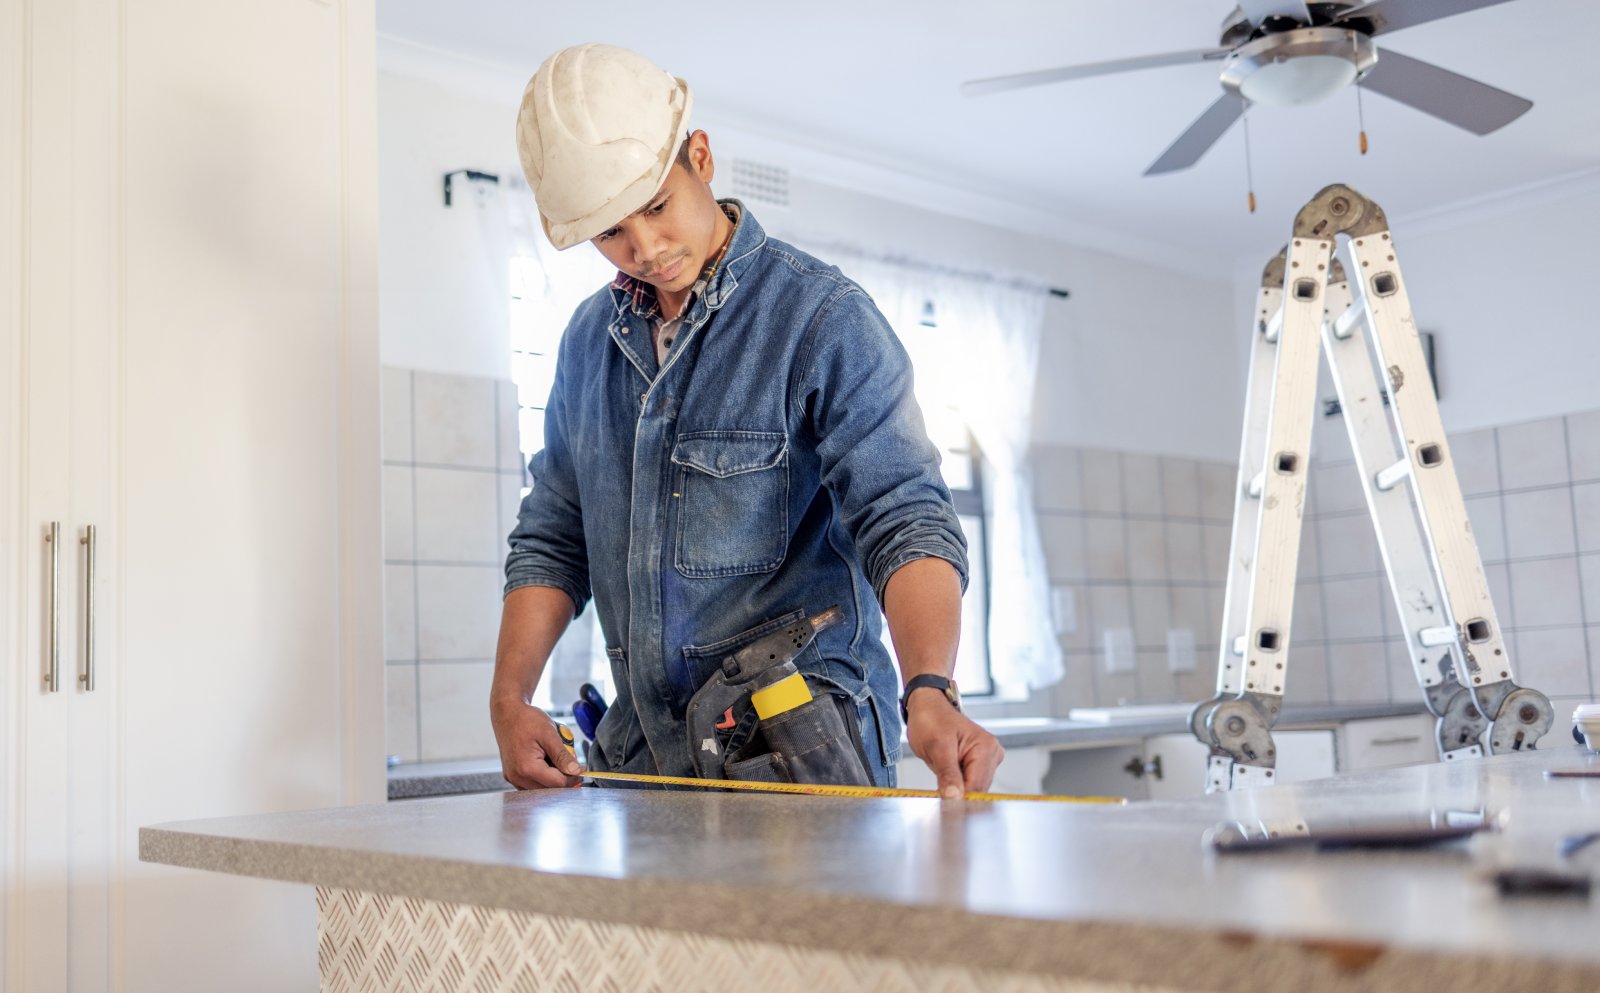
[796,285,969,604]
[504,339,591,616]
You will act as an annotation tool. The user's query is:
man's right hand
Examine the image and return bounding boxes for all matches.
[491,699,585,790]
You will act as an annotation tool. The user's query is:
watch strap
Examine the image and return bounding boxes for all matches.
[900,674,959,722]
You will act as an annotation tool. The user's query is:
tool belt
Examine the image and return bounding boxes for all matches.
[683,606,874,787]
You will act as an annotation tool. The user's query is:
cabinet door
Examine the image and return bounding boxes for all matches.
[1142,729,1337,800]
[113,1,383,990]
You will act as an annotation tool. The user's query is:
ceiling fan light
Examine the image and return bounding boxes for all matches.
[1238,55,1358,107]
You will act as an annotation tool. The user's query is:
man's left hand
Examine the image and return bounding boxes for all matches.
[904,693,1004,799]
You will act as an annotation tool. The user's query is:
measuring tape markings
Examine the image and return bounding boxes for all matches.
[580,769,1124,804]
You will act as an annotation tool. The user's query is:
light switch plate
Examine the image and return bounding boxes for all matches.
[1103,628,1135,674]
[1167,628,1197,673]
[1051,586,1078,635]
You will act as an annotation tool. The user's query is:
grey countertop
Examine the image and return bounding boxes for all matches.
[146,742,1600,992]
[386,701,1425,799]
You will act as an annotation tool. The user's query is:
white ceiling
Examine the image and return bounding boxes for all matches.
[377,0,1600,276]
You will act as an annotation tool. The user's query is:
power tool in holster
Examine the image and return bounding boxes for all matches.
[684,606,875,786]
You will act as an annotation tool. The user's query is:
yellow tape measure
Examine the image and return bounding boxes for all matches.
[581,769,1124,804]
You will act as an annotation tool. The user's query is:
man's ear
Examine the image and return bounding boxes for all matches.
[687,130,715,184]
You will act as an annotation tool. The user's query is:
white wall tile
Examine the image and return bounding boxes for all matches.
[1569,411,1600,482]
[1039,515,1088,580]
[1095,668,1139,708]
[1322,577,1384,640]
[1298,514,1321,579]
[1572,483,1600,554]
[1087,585,1132,646]
[1502,488,1577,559]
[1311,411,1354,465]
[1054,584,1093,651]
[414,370,497,468]
[416,564,503,659]
[418,661,501,762]
[383,465,415,561]
[386,665,419,764]
[1196,461,1237,521]
[1165,522,1207,582]
[1580,556,1600,626]
[1311,462,1366,515]
[1497,417,1570,489]
[414,467,500,563]
[496,380,523,475]
[384,563,416,661]
[1386,640,1423,704]
[1125,519,1168,581]
[1291,582,1325,643]
[1084,518,1128,581]
[1121,453,1162,516]
[1080,450,1123,514]
[501,475,528,552]
[1205,586,1228,646]
[1509,557,1584,629]
[1589,627,1600,697]
[1327,642,1390,704]
[1130,586,1171,649]
[1464,495,1506,563]
[1447,428,1500,497]
[381,366,413,463]
[1049,652,1098,714]
[1174,669,1216,705]
[1160,457,1199,518]
[1287,644,1330,706]
[1512,627,1591,699]
[1032,446,1084,513]
[1136,651,1176,703]
[1317,515,1380,577]
[1201,522,1233,583]
[1170,586,1213,648]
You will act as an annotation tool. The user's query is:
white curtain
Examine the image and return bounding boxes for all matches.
[818,246,1064,693]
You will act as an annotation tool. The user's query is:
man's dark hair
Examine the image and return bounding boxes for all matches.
[675,133,693,170]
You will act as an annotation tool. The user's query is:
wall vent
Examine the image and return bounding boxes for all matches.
[727,158,790,209]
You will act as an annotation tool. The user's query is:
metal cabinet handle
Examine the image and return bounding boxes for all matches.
[1369,735,1421,747]
[45,522,60,692]
[80,525,96,691]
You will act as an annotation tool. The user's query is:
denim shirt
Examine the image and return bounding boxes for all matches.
[505,202,968,785]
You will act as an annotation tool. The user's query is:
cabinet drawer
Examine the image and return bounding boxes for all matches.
[1340,714,1435,772]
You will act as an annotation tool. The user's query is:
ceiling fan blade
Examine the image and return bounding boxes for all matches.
[1334,0,1520,36]
[1360,48,1531,134]
[961,47,1230,97]
[1236,1,1313,25]
[1144,93,1247,175]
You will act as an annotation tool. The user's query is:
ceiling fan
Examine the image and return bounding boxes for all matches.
[962,0,1534,175]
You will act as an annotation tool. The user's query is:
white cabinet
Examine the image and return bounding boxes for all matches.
[1140,730,1337,800]
[1339,714,1436,772]
[3,1,383,990]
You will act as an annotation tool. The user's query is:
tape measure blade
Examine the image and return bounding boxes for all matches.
[579,770,1121,804]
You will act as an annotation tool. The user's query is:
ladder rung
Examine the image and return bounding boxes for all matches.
[1332,303,1363,341]
[1375,459,1411,492]
[1418,626,1456,648]
[1247,470,1265,499]
[1263,310,1283,344]
[1231,635,1246,657]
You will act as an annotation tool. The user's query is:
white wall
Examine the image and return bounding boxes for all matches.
[1232,177,1600,436]
[377,70,1245,461]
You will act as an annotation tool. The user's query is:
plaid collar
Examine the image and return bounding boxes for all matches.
[610,203,740,322]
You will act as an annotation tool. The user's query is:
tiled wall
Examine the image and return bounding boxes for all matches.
[379,363,1600,756]
[1018,408,1600,721]
[382,367,526,764]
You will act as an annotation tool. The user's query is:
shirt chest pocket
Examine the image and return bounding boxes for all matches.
[670,431,789,578]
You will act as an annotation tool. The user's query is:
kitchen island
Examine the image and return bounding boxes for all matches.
[144,745,1600,992]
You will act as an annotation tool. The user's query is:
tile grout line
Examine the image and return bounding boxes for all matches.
[1074,449,1103,710]
[410,370,424,765]
[1117,453,1143,703]
[1560,415,1596,697]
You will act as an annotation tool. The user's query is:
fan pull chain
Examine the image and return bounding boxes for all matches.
[1242,103,1256,213]
[1356,81,1369,154]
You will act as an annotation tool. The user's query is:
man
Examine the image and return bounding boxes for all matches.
[491,43,1002,798]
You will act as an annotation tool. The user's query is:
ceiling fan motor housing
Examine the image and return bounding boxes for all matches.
[1220,26,1378,106]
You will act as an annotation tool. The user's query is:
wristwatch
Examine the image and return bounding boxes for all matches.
[900,674,960,722]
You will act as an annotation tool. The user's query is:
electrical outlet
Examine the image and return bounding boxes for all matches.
[1103,628,1135,674]
[1051,586,1078,635]
[1167,629,1197,673]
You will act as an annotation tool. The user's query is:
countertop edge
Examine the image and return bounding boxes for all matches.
[136,822,1597,991]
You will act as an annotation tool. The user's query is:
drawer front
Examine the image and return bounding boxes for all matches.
[1341,714,1436,771]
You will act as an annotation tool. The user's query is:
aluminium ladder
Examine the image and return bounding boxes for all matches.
[1189,184,1555,792]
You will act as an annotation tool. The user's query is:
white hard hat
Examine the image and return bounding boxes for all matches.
[516,44,694,251]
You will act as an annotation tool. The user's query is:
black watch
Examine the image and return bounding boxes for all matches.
[900,674,960,722]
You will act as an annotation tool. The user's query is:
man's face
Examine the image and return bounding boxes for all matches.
[589,132,727,297]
